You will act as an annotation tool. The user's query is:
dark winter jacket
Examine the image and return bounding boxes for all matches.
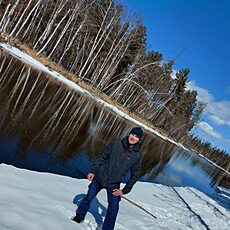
[90,137,142,194]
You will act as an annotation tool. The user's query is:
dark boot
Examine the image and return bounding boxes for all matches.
[72,213,84,223]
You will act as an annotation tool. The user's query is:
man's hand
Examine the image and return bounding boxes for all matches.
[112,189,123,196]
[87,173,94,181]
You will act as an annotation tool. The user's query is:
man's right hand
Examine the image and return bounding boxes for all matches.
[87,173,94,181]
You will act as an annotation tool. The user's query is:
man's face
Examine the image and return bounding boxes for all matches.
[128,133,140,145]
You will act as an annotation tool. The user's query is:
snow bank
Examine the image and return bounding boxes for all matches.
[0,163,229,230]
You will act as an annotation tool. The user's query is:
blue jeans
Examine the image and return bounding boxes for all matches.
[76,178,121,230]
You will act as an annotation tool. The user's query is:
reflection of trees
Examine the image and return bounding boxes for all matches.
[0,52,175,177]
[0,53,139,161]
[86,107,128,159]
[218,174,230,188]
[140,135,174,179]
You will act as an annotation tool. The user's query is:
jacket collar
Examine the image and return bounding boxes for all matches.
[121,137,140,152]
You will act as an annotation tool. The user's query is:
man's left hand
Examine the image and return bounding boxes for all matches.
[112,189,123,196]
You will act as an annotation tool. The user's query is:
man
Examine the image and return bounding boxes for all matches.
[72,127,144,230]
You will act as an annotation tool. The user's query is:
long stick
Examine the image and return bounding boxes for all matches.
[121,196,157,219]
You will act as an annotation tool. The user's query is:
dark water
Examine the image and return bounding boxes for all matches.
[0,49,229,203]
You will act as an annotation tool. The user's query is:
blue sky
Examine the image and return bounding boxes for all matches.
[121,0,230,153]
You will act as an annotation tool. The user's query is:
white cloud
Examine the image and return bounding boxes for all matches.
[187,81,230,151]
[171,77,230,151]
[187,80,230,126]
[186,80,213,103]
[208,115,225,125]
[207,101,230,121]
[209,114,230,126]
[170,161,194,176]
[197,121,222,139]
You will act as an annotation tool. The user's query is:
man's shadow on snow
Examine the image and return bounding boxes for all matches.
[73,194,107,226]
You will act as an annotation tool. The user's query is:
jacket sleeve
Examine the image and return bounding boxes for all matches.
[90,142,113,174]
[122,157,142,195]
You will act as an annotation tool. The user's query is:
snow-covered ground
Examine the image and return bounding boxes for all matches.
[0,163,229,230]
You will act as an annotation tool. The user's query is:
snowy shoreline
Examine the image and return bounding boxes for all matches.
[1,163,229,230]
[0,42,229,176]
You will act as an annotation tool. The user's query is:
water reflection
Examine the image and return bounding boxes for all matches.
[0,50,229,197]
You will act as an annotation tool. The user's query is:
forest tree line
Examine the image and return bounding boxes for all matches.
[0,0,229,171]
